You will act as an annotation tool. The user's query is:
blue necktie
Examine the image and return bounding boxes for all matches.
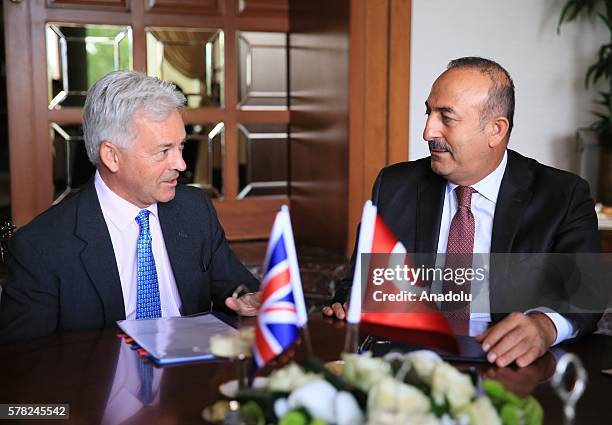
[135,210,162,320]
[137,358,155,405]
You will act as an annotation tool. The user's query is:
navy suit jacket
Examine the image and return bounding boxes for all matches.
[0,181,259,342]
[335,149,603,337]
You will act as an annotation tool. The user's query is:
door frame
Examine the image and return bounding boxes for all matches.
[347,0,411,253]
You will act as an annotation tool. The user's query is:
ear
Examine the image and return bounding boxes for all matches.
[487,116,510,148]
[99,141,120,173]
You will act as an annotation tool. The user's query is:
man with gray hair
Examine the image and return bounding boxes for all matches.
[0,71,260,342]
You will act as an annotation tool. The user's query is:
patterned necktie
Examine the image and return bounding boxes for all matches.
[137,358,155,405]
[135,210,161,320]
[442,186,476,334]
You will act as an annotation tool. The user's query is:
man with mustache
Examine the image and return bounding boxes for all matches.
[0,71,260,342]
[324,57,602,368]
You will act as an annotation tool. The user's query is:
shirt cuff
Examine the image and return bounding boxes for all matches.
[525,307,578,346]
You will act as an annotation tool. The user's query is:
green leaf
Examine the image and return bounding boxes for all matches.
[586,67,597,88]
[590,111,610,120]
[279,409,310,425]
[522,396,544,425]
[483,379,505,399]
[558,0,603,30]
[558,1,581,32]
[596,91,611,105]
[241,401,267,425]
[500,403,523,425]
[597,12,612,33]
[235,388,283,423]
[586,63,599,88]
[483,379,522,407]
[593,117,612,132]
[591,63,607,86]
[584,43,612,87]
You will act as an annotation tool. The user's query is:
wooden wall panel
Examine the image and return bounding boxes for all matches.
[600,230,612,253]
[4,0,290,238]
[47,0,128,10]
[4,0,40,226]
[289,0,349,254]
[214,198,286,240]
[44,7,132,23]
[388,0,410,164]
[237,0,288,18]
[347,0,411,254]
[145,0,224,15]
[347,0,366,254]
[362,0,388,201]
[5,0,409,246]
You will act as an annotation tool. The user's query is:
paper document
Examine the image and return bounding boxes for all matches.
[117,313,236,365]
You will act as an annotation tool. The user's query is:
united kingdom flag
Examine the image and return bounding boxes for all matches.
[253,206,307,368]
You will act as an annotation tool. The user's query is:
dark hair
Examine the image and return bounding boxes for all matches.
[447,57,515,139]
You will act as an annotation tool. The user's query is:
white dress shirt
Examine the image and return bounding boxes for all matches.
[94,171,182,319]
[434,151,575,345]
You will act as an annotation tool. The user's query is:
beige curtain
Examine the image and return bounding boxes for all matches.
[151,29,217,80]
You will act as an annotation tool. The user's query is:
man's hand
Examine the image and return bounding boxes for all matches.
[225,292,261,316]
[475,312,557,368]
[322,302,348,320]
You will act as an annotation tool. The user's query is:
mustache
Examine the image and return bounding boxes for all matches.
[428,139,450,152]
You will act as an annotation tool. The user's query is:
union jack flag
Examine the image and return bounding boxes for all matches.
[253,206,307,368]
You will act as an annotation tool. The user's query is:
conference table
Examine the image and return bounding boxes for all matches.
[0,315,610,425]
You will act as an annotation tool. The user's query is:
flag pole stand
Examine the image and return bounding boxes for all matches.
[236,354,248,389]
[301,325,314,358]
[343,323,360,353]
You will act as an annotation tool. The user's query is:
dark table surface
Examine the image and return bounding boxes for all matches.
[0,315,610,425]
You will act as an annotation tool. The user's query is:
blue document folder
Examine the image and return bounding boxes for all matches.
[117,313,237,365]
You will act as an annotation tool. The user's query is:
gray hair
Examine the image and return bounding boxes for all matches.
[83,70,186,165]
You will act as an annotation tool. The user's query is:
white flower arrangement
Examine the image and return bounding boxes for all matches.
[367,376,431,416]
[267,363,322,393]
[430,362,476,413]
[235,350,543,425]
[341,352,391,392]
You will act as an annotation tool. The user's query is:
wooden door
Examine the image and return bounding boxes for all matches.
[288,0,412,255]
[3,0,289,240]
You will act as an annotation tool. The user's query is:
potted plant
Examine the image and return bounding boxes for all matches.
[558,0,612,204]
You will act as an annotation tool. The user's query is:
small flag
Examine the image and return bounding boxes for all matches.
[253,206,307,367]
[346,201,453,337]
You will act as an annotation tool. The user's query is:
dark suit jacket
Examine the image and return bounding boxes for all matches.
[336,149,602,336]
[0,181,259,342]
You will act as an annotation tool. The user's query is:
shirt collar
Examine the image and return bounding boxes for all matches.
[446,150,508,204]
[94,170,158,231]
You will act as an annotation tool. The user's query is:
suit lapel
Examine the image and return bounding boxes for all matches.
[416,177,445,253]
[491,150,533,253]
[158,199,198,315]
[489,150,533,320]
[74,181,125,324]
